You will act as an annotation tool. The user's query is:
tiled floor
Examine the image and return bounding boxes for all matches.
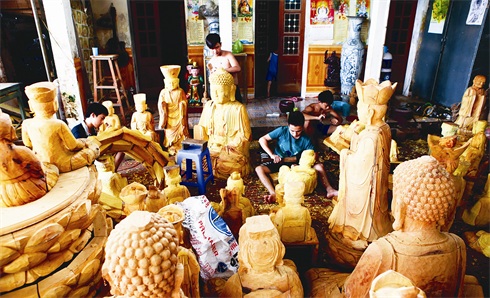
[187,96,318,129]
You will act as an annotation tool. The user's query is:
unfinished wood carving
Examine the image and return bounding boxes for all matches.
[94,154,127,220]
[99,101,121,132]
[463,174,490,227]
[323,120,365,154]
[342,156,466,298]
[101,211,186,298]
[218,187,243,240]
[0,117,59,207]
[441,122,459,137]
[212,172,254,223]
[120,182,148,215]
[220,215,303,298]
[146,185,167,213]
[457,120,487,177]
[464,230,490,258]
[455,75,486,133]
[158,65,191,156]
[131,93,158,142]
[327,79,396,267]
[0,165,110,297]
[428,134,470,175]
[271,181,313,243]
[275,149,317,206]
[22,82,100,172]
[94,127,170,189]
[162,165,191,205]
[194,67,252,179]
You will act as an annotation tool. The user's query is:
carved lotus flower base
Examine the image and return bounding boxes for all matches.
[324,230,364,269]
[0,165,111,298]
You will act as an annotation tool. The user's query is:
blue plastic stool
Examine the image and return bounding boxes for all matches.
[176,145,214,195]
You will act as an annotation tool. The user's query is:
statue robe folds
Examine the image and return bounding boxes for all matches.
[329,124,392,241]
[194,100,252,179]
[159,88,190,150]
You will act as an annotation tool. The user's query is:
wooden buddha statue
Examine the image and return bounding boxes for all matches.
[131,93,157,141]
[99,100,121,132]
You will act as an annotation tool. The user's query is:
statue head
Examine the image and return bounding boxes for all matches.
[186,59,194,73]
[164,165,182,186]
[133,93,148,113]
[473,120,487,134]
[472,75,486,89]
[226,172,245,195]
[209,67,236,104]
[0,117,16,142]
[102,100,115,116]
[356,79,397,126]
[392,156,455,230]
[238,215,285,273]
[161,65,181,91]
[25,82,58,118]
[440,122,458,137]
[190,62,200,77]
[438,135,457,148]
[298,150,316,167]
[284,181,305,205]
[369,270,426,298]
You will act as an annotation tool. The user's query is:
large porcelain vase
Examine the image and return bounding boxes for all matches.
[340,16,365,100]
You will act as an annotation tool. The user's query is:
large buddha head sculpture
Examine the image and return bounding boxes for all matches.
[209,67,236,104]
[25,82,58,118]
[238,215,285,274]
[355,79,397,126]
[392,155,455,230]
[161,65,181,91]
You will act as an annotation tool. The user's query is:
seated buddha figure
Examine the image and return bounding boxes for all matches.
[99,100,121,132]
[0,116,59,207]
[455,75,486,133]
[271,181,313,243]
[131,93,157,141]
[307,156,467,298]
[22,82,100,173]
[94,154,127,219]
[213,171,254,221]
[328,79,396,258]
[158,65,191,155]
[220,215,304,298]
[194,67,252,179]
[162,165,191,205]
[343,156,466,298]
[275,149,317,206]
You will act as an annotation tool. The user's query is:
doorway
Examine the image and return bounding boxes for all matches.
[130,0,187,101]
[384,0,417,93]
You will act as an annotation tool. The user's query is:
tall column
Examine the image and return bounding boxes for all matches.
[219,0,233,51]
[363,0,391,82]
[42,0,84,127]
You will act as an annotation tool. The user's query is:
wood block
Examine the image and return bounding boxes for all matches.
[110,140,134,153]
[182,139,208,151]
[94,128,124,146]
[121,127,151,147]
[37,268,75,298]
[147,141,170,167]
[131,145,154,166]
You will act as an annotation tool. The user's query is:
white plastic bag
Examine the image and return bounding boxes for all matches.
[178,195,239,281]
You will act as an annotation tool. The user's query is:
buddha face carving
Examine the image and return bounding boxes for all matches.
[209,67,236,104]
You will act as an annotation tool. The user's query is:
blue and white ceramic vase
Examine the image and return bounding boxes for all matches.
[340,16,365,101]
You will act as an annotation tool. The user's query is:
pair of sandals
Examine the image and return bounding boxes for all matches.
[290,97,303,102]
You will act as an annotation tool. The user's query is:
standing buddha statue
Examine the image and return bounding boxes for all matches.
[158,65,191,155]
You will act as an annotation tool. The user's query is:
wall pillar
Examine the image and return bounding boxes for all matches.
[42,0,83,127]
[363,0,391,82]
[219,0,233,51]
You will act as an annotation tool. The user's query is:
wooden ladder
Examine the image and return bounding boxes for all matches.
[91,54,130,126]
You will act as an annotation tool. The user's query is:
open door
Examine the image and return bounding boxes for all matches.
[384,0,417,93]
[254,0,279,98]
[276,0,305,96]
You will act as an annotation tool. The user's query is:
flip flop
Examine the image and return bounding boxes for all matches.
[291,97,303,102]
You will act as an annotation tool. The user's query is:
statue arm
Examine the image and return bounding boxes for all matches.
[22,126,32,148]
[194,102,211,140]
[60,123,85,151]
[158,91,167,129]
[130,114,137,130]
